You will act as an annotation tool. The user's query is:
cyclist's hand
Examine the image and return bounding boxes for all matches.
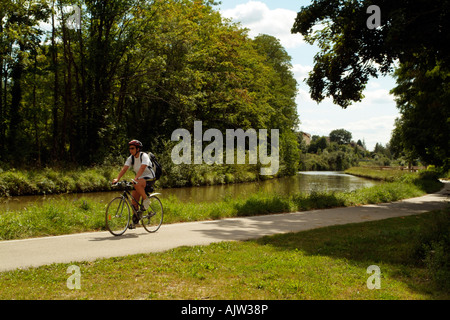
[112,178,119,185]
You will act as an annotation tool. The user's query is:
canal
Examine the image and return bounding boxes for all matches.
[0,171,380,212]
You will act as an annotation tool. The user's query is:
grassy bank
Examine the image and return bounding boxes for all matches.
[345,166,412,181]
[0,167,119,197]
[0,163,271,197]
[1,208,448,299]
[0,171,443,241]
[345,166,443,182]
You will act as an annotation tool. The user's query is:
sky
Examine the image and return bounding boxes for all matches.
[217,0,400,151]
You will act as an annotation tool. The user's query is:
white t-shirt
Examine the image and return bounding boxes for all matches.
[125,152,155,180]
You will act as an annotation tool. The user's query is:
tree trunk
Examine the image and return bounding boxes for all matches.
[51,1,60,160]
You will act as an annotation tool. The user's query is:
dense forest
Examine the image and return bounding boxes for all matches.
[0,0,299,174]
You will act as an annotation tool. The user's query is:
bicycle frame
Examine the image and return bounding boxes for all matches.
[119,187,161,214]
[120,189,140,214]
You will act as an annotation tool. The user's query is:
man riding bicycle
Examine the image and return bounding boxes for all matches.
[112,140,155,214]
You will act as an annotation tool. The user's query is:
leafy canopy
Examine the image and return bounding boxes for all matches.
[291,0,450,108]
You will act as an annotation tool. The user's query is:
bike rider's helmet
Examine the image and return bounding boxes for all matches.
[128,139,143,150]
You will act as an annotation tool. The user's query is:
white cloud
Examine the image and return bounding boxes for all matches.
[221,1,304,48]
[344,89,395,113]
[296,88,314,104]
[347,115,396,132]
[300,119,333,136]
[363,89,395,105]
[347,115,397,150]
[291,64,312,83]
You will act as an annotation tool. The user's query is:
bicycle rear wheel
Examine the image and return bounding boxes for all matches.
[106,197,130,236]
[141,195,163,233]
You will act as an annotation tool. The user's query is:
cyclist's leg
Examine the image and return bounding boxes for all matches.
[134,178,147,201]
[131,179,148,211]
[131,189,141,211]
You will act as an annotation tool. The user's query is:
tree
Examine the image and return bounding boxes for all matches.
[329,129,352,145]
[308,136,327,153]
[390,61,450,169]
[0,0,50,160]
[291,0,450,108]
[389,118,417,168]
[253,34,300,175]
[356,139,366,150]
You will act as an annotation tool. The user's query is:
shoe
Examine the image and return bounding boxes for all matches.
[143,198,150,211]
[132,213,140,225]
[128,223,136,229]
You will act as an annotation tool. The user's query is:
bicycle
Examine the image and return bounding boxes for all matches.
[106,180,164,236]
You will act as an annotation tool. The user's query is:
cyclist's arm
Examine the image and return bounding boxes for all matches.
[113,165,129,183]
[134,164,147,180]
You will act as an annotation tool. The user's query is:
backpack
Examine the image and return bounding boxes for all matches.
[131,151,163,180]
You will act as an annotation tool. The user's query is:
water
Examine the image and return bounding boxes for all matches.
[0,171,380,212]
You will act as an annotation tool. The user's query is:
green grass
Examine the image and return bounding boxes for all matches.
[344,166,443,182]
[0,198,106,240]
[0,163,266,197]
[345,166,410,181]
[0,166,121,197]
[1,209,448,300]
[0,172,443,241]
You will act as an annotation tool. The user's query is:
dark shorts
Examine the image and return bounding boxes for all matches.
[143,178,155,194]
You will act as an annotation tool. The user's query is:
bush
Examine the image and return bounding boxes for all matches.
[413,209,450,291]
[424,240,450,290]
[0,170,37,196]
[418,168,440,181]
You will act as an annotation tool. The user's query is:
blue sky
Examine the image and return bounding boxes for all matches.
[217,0,400,151]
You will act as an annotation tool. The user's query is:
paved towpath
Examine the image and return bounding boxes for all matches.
[1,182,448,272]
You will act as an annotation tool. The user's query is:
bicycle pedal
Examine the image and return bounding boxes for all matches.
[132,214,140,225]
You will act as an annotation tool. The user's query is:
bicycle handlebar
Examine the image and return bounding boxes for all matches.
[112,180,136,187]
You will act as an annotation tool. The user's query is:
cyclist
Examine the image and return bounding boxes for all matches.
[112,140,155,216]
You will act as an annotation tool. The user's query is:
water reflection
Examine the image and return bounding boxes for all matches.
[0,172,380,212]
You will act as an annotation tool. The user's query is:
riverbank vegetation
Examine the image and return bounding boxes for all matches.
[0,162,266,197]
[0,168,443,241]
[297,127,398,172]
[1,208,448,299]
[296,128,431,173]
[0,152,288,197]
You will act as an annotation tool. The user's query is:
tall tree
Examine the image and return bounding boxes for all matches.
[0,0,50,159]
[253,34,300,174]
[329,128,352,145]
[291,0,450,108]
[390,61,450,169]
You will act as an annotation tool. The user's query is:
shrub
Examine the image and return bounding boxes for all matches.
[413,209,450,291]
[424,240,450,290]
[0,171,37,196]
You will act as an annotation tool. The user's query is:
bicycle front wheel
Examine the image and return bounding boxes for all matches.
[106,197,130,236]
[141,195,163,233]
